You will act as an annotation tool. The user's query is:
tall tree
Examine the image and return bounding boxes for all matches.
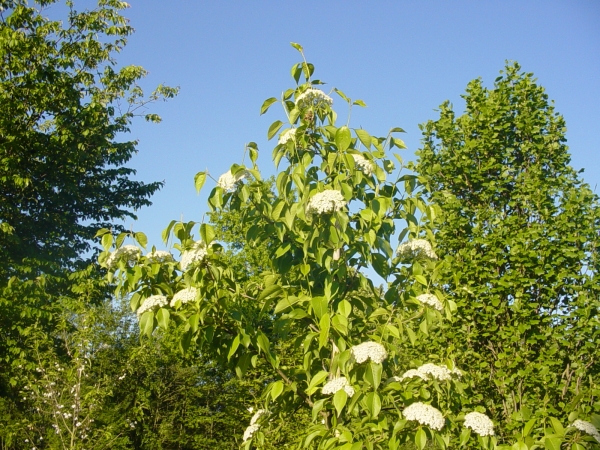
[414,62,600,438]
[0,0,177,277]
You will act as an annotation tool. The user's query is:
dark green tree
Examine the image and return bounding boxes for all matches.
[415,62,600,441]
[0,0,177,277]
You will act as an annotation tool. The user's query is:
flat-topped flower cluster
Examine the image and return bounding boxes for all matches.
[399,363,458,382]
[416,293,443,311]
[106,245,140,268]
[137,295,167,316]
[295,88,333,109]
[352,154,374,176]
[322,377,355,397]
[572,420,600,443]
[145,250,174,263]
[170,287,198,307]
[464,412,495,436]
[306,190,346,218]
[396,239,438,260]
[350,341,387,364]
[217,169,247,192]
[403,402,445,431]
[180,241,208,271]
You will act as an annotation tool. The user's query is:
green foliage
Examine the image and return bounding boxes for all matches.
[102,45,534,450]
[414,62,600,446]
[0,0,178,276]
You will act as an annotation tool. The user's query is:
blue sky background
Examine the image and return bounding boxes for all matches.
[81,0,599,247]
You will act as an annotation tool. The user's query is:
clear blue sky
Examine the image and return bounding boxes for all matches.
[91,0,599,247]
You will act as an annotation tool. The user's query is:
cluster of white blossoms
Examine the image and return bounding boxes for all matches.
[464,412,495,436]
[180,241,208,271]
[322,377,355,397]
[306,190,346,218]
[396,239,438,260]
[145,250,174,264]
[402,402,445,431]
[351,154,374,176]
[105,245,140,269]
[242,409,267,442]
[278,128,296,145]
[572,420,600,443]
[136,295,167,316]
[400,363,462,382]
[350,341,388,364]
[170,287,198,307]
[243,424,260,442]
[416,293,444,311]
[295,87,333,109]
[217,169,247,192]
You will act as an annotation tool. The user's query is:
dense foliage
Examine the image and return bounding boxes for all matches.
[414,63,600,445]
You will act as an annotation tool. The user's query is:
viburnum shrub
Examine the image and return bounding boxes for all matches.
[97,45,600,449]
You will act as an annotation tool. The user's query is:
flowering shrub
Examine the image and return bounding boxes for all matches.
[98,44,600,450]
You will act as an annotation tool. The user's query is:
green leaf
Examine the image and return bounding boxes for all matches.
[156,308,170,330]
[260,97,278,115]
[319,313,330,349]
[355,129,372,149]
[271,380,284,400]
[290,42,304,52]
[338,299,352,317]
[139,311,154,337]
[228,335,240,360]
[365,392,381,418]
[334,88,350,103]
[333,388,348,415]
[311,296,328,319]
[306,371,329,394]
[353,99,367,107]
[459,427,471,446]
[268,120,284,140]
[134,232,148,249]
[258,284,282,302]
[549,417,564,436]
[200,223,216,245]
[415,428,427,450]
[194,171,207,193]
[335,126,352,152]
[544,437,562,450]
[390,127,406,133]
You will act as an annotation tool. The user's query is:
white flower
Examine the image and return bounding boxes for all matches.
[416,294,444,311]
[306,190,346,218]
[352,154,374,176]
[243,424,260,442]
[399,363,457,382]
[396,239,438,260]
[295,88,333,109]
[322,377,355,397]
[399,369,428,381]
[105,245,141,269]
[403,402,445,431]
[136,295,168,316]
[464,412,495,436]
[278,128,296,145]
[170,287,198,307]
[250,409,267,425]
[350,341,388,364]
[572,420,600,443]
[217,169,247,192]
[146,250,174,264]
[180,241,208,271]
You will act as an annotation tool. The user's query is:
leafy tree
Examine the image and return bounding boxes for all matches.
[414,62,600,444]
[0,0,177,277]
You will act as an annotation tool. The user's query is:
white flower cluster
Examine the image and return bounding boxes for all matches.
[105,245,140,269]
[170,287,198,307]
[400,363,459,381]
[145,250,174,264]
[243,424,259,442]
[306,190,346,218]
[416,293,444,311]
[137,295,167,316]
[278,128,296,145]
[180,241,208,271]
[295,88,333,109]
[464,412,495,436]
[322,377,355,397]
[243,409,267,442]
[217,169,247,192]
[350,341,388,364]
[403,402,445,431]
[352,154,374,176]
[396,239,438,260]
[572,420,600,443]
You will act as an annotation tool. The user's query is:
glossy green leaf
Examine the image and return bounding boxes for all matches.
[260,97,278,115]
[268,120,284,140]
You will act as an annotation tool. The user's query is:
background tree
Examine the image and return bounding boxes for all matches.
[414,62,600,442]
[0,0,177,277]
